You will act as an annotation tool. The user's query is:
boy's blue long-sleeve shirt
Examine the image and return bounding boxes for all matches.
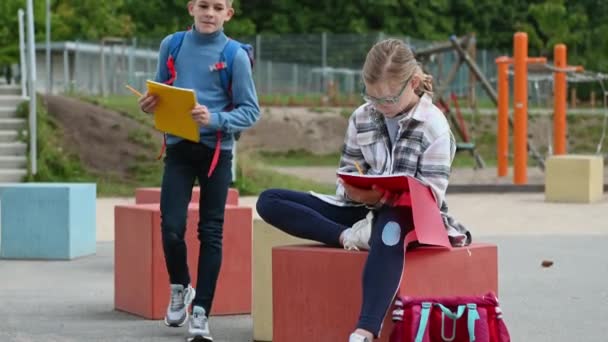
[154,28,260,150]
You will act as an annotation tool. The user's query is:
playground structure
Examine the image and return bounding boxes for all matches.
[417,33,561,176]
[414,34,489,169]
[416,32,607,185]
[415,33,538,172]
[496,32,608,185]
[496,32,584,185]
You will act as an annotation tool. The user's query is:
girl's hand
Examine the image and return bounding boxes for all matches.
[191,104,211,126]
[339,179,384,205]
[138,92,158,114]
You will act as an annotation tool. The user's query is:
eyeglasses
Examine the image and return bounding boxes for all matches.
[361,76,412,105]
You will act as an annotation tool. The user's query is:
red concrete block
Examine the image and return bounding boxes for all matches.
[134,187,239,206]
[272,244,498,342]
[114,203,252,319]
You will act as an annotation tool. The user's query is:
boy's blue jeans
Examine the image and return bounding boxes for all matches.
[160,140,233,314]
[256,189,414,337]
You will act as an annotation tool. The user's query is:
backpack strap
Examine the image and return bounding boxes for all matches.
[415,302,432,342]
[165,31,187,85]
[216,39,254,146]
[466,303,480,342]
[156,31,186,160]
[203,39,236,175]
[218,39,239,101]
[218,39,254,107]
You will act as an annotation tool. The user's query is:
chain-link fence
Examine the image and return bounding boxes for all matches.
[35,33,504,101]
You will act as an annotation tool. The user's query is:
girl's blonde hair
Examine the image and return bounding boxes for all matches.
[362,38,433,96]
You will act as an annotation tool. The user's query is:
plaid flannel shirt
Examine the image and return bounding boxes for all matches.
[312,94,470,246]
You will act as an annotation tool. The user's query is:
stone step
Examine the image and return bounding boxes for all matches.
[0,169,27,183]
[0,142,27,156]
[0,95,26,108]
[0,85,22,96]
[0,106,18,118]
[0,131,19,143]
[0,118,26,131]
[0,156,27,169]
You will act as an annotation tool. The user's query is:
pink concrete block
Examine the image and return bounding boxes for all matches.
[272,244,498,342]
[115,203,252,319]
[134,187,239,206]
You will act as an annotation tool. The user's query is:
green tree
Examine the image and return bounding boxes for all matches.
[1,0,607,73]
[519,0,588,56]
[0,0,25,65]
[123,0,255,47]
[52,0,134,41]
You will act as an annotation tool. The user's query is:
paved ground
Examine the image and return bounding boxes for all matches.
[97,193,608,241]
[1,192,607,341]
[1,235,607,342]
[0,242,252,342]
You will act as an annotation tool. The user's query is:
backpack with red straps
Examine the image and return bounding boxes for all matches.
[158,31,254,176]
[164,30,255,103]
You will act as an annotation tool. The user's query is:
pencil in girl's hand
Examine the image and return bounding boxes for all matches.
[125,84,143,97]
[354,161,364,175]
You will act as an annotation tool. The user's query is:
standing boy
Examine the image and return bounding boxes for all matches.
[139,0,260,340]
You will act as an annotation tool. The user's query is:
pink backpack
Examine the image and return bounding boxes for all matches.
[389,292,511,342]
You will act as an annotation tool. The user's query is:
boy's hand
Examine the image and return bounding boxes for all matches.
[191,104,211,127]
[339,179,383,205]
[138,92,158,114]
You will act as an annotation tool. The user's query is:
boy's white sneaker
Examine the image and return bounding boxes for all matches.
[164,284,195,327]
[188,306,213,341]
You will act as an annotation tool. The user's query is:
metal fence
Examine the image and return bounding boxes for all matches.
[35,33,505,100]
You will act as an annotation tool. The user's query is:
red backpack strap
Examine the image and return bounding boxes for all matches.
[206,39,254,177]
[156,134,167,161]
[156,31,187,160]
[164,31,187,85]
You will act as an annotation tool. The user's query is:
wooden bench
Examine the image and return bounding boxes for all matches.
[272,244,498,342]
[114,203,252,319]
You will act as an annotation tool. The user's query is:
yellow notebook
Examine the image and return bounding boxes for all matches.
[146,80,200,142]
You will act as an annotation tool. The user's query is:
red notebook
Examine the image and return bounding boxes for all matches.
[337,171,410,192]
[337,171,451,248]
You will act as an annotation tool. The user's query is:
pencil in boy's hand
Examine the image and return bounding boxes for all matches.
[354,161,364,175]
[125,84,143,97]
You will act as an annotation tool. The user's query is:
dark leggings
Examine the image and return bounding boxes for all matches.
[256,188,413,337]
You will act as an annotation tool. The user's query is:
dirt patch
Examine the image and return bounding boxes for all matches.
[44,95,162,179]
[44,98,351,178]
[238,106,349,155]
[43,96,607,184]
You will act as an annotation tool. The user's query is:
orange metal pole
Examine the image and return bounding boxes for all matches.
[527,57,547,64]
[513,32,528,184]
[553,44,567,155]
[495,57,510,177]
